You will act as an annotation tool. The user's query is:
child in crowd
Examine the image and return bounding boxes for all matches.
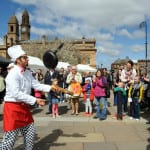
[128,75,144,120]
[114,81,126,120]
[51,78,61,118]
[68,78,82,115]
[82,77,94,116]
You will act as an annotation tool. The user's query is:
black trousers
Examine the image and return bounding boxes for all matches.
[117,91,123,120]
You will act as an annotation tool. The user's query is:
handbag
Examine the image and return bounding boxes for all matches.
[102,76,110,98]
[105,85,110,98]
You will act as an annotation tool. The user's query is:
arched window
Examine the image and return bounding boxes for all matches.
[10,26,13,32]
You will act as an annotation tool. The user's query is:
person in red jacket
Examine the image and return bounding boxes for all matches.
[82,77,94,116]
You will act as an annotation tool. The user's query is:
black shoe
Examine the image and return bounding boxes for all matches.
[93,116,98,119]
[146,121,150,124]
[46,112,51,115]
[99,118,106,121]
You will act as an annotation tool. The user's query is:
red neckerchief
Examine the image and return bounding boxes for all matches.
[20,67,25,74]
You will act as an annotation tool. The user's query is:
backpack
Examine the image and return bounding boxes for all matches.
[102,76,110,98]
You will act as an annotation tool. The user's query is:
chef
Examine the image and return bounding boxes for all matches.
[0,45,57,150]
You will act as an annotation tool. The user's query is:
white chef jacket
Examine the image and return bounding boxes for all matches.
[4,65,51,105]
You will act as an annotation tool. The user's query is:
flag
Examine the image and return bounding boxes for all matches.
[139,21,146,29]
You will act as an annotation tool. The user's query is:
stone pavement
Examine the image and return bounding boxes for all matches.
[0,92,149,150]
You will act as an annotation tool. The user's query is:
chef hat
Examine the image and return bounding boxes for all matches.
[7,45,26,61]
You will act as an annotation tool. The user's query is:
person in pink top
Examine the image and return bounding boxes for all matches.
[92,69,108,120]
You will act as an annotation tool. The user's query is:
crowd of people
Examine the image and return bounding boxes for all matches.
[112,60,150,122]
[31,60,150,123]
[0,45,150,149]
[1,56,150,122]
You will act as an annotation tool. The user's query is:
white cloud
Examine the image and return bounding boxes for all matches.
[31,26,56,39]
[12,0,150,34]
[117,29,132,39]
[11,0,150,43]
[131,44,145,52]
[97,44,121,57]
[10,0,150,66]
[117,28,145,39]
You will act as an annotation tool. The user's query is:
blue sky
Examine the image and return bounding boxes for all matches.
[0,0,150,69]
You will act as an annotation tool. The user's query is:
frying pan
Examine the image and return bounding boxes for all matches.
[43,43,64,69]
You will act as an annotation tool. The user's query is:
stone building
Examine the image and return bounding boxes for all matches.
[0,10,96,67]
[137,59,150,74]
[111,57,150,75]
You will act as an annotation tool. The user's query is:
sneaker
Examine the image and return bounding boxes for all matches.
[46,112,51,115]
[93,116,98,119]
[84,112,89,116]
[99,118,106,121]
[130,117,133,120]
[89,113,92,117]
[75,113,79,115]
[135,118,139,121]
[56,114,61,118]
[52,115,55,118]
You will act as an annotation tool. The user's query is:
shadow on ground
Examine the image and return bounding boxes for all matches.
[14,129,86,150]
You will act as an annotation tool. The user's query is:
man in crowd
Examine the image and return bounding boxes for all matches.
[120,60,137,113]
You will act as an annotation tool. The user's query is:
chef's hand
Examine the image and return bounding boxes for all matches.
[36,98,45,106]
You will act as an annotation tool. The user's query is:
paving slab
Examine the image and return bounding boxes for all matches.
[83,142,117,150]
[116,141,149,150]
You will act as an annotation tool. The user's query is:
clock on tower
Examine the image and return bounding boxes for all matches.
[21,27,27,32]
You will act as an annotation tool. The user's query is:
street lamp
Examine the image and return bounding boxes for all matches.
[139,21,148,73]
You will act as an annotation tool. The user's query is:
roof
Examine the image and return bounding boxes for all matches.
[8,15,18,24]
[113,57,131,64]
[22,9,29,16]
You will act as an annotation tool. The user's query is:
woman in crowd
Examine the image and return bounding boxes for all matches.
[92,69,107,120]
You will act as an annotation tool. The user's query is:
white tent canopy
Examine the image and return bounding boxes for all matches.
[28,56,44,66]
[28,56,70,71]
[28,56,45,70]
[56,62,70,70]
[28,56,96,72]
[76,64,96,72]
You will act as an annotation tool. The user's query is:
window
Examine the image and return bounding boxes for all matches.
[10,26,13,32]
[87,57,90,64]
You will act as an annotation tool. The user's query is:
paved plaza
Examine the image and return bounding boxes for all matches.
[0,92,149,150]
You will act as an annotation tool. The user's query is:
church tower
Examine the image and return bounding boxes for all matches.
[21,9,30,41]
[7,15,19,46]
